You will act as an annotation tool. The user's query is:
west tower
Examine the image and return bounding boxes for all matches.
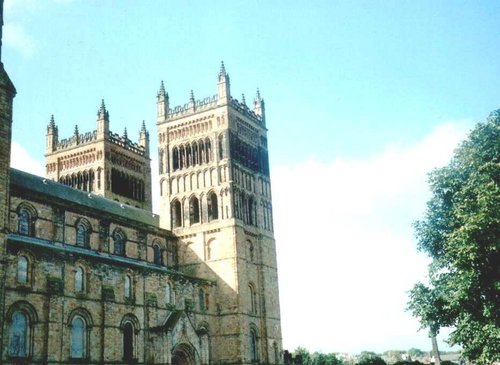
[45,101,153,211]
[157,63,282,364]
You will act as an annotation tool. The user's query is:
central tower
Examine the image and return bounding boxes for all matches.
[157,63,282,364]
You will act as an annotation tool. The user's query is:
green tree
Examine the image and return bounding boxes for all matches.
[408,111,500,364]
[294,347,312,365]
[356,352,386,365]
[407,349,424,359]
[312,352,344,365]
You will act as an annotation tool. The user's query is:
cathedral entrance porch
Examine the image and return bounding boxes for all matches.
[172,343,196,365]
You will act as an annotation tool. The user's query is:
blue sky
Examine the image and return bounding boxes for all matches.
[4,0,500,355]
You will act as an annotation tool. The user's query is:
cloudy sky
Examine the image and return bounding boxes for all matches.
[4,0,500,355]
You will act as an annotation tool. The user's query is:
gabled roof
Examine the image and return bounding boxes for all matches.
[10,168,162,230]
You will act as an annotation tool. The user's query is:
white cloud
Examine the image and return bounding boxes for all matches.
[272,122,471,353]
[10,141,44,176]
[3,22,36,58]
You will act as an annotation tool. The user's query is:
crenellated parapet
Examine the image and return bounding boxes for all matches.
[230,96,264,125]
[107,130,146,157]
[158,63,266,127]
[56,129,98,150]
[167,94,218,120]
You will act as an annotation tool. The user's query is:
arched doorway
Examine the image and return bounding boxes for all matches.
[172,343,196,365]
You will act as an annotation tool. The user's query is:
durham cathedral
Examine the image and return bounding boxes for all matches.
[0,2,283,364]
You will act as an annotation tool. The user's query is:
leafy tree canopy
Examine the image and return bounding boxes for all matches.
[408,111,500,364]
[356,352,386,365]
[292,348,343,365]
[407,348,425,358]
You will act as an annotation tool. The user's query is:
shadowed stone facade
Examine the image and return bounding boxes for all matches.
[0,4,282,364]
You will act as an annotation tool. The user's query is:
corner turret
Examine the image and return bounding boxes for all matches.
[139,120,150,158]
[253,89,266,125]
[188,89,196,112]
[46,114,58,153]
[217,61,231,105]
[156,81,169,121]
[96,99,109,138]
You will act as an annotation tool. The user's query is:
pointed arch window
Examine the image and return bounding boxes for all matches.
[199,288,208,311]
[9,311,28,358]
[17,256,28,285]
[189,196,200,224]
[70,316,86,359]
[207,191,218,221]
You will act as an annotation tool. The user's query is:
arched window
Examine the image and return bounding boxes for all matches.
[17,256,28,284]
[173,147,179,171]
[189,196,200,224]
[124,275,132,300]
[186,144,192,167]
[192,142,199,165]
[153,244,162,265]
[75,267,85,293]
[199,140,205,164]
[172,200,182,228]
[18,210,30,235]
[179,146,185,169]
[248,197,255,226]
[250,328,259,362]
[113,229,126,256]
[17,204,36,236]
[76,219,90,248]
[205,138,212,163]
[207,191,218,221]
[123,322,134,362]
[70,316,86,359]
[9,311,28,357]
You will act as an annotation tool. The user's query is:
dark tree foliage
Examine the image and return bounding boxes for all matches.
[356,352,386,365]
[290,348,344,365]
[393,361,425,365]
[408,111,500,364]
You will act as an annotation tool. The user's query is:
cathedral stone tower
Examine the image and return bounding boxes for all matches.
[157,63,282,364]
[45,101,153,211]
